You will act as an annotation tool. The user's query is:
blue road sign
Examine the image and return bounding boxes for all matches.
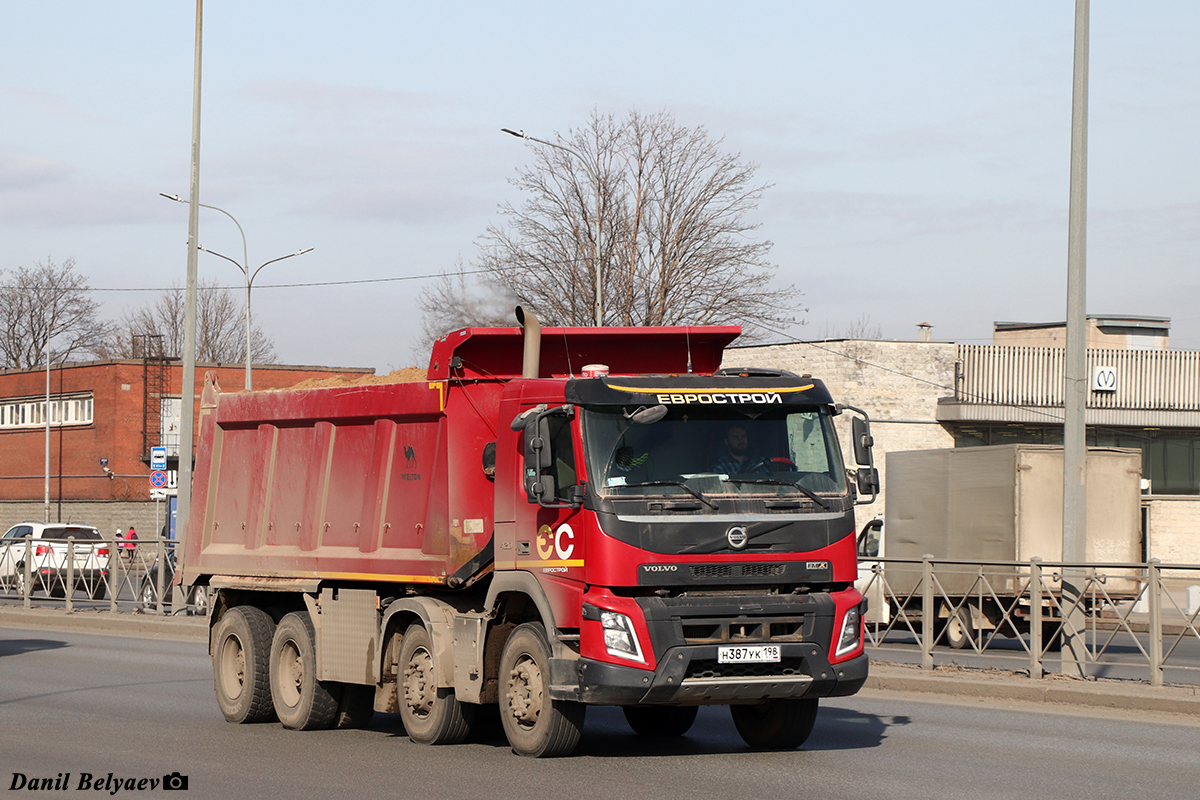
[151,446,167,470]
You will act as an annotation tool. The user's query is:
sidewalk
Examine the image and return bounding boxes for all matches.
[3,605,1198,718]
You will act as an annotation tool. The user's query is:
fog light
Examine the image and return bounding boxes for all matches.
[836,607,862,657]
[600,610,645,663]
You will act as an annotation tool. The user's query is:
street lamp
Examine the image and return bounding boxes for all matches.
[160,193,312,389]
[501,128,604,326]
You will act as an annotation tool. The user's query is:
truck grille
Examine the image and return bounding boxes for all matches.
[679,616,806,645]
[689,563,785,580]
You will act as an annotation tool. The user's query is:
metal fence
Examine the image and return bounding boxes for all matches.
[0,535,208,616]
[860,556,1200,687]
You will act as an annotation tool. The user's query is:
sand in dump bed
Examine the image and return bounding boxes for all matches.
[286,366,427,390]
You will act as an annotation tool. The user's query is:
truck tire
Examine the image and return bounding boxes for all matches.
[730,698,818,750]
[499,622,585,758]
[397,623,473,744]
[944,605,973,650]
[270,611,341,730]
[622,705,698,737]
[213,605,277,724]
[333,684,376,730]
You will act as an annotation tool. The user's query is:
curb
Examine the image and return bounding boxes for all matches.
[0,606,208,641]
[865,662,1200,716]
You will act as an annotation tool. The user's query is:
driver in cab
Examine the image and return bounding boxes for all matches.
[709,424,769,475]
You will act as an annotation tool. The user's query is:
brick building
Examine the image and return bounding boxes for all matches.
[0,359,373,533]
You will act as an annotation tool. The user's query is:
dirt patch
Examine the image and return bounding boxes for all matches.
[286,366,427,390]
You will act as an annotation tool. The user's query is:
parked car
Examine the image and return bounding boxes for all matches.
[138,549,208,614]
[0,521,109,599]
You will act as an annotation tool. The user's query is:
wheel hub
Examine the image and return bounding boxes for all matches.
[508,657,543,726]
[403,648,435,717]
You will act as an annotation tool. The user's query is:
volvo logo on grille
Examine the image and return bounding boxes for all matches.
[726,526,749,549]
[642,564,678,573]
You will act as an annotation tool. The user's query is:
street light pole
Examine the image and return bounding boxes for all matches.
[161,193,311,390]
[197,244,313,389]
[502,127,604,326]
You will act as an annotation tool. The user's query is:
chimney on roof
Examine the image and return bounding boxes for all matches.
[917,322,933,342]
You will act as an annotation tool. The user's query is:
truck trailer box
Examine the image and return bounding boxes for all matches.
[881,444,1142,596]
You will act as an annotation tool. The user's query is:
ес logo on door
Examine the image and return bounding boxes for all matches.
[536,523,576,560]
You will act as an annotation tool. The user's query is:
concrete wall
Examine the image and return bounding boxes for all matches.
[0,500,171,540]
[723,340,958,526]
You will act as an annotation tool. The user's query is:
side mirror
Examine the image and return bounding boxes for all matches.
[626,405,668,425]
[856,467,880,499]
[857,519,882,558]
[524,417,555,497]
[852,416,873,467]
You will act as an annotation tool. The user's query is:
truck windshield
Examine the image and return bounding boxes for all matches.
[582,405,847,501]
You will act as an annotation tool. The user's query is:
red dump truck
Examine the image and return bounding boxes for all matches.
[181,311,877,757]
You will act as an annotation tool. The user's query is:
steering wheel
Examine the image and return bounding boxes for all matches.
[765,457,797,473]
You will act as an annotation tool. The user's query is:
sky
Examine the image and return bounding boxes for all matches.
[2,2,1198,372]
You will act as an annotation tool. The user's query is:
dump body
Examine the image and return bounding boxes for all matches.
[184,322,875,756]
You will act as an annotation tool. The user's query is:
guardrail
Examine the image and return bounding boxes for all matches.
[0,535,208,616]
[859,557,1200,686]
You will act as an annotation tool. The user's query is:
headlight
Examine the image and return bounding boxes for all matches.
[835,607,862,657]
[600,610,645,663]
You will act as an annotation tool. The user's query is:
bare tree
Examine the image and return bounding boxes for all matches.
[452,110,801,339]
[103,279,276,364]
[412,260,519,359]
[0,258,111,369]
[843,314,883,341]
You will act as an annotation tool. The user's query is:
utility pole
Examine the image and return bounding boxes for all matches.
[1061,0,1090,677]
[175,0,203,614]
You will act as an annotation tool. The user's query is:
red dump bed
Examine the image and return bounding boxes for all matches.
[182,324,739,586]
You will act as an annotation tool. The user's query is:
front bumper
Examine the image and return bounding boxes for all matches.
[551,645,868,705]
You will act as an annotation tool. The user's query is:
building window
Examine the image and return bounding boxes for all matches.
[951,423,1200,496]
[0,393,94,431]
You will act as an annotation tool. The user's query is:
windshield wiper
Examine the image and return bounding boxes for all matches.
[722,477,830,509]
[621,480,720,511]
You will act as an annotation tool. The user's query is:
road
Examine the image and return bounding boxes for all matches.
[2,626,1197,800]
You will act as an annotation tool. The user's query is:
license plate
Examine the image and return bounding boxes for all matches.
[718,645,781,664]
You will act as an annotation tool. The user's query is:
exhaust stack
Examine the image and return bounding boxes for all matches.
[516,306,541,379]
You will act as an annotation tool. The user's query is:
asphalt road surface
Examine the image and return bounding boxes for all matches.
[2,626,1197,800]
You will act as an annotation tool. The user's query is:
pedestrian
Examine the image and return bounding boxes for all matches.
[125,526,138,556]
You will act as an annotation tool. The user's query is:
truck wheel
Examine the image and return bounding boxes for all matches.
[730,698,818,750]
[398,623,473,744]
[499,622,585,758]
[192,586,210,615]
[270,611,341,730]
[333,684,376,729]
[622,705,698,737]
[213,605,277,724]
[944,606,973,650]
